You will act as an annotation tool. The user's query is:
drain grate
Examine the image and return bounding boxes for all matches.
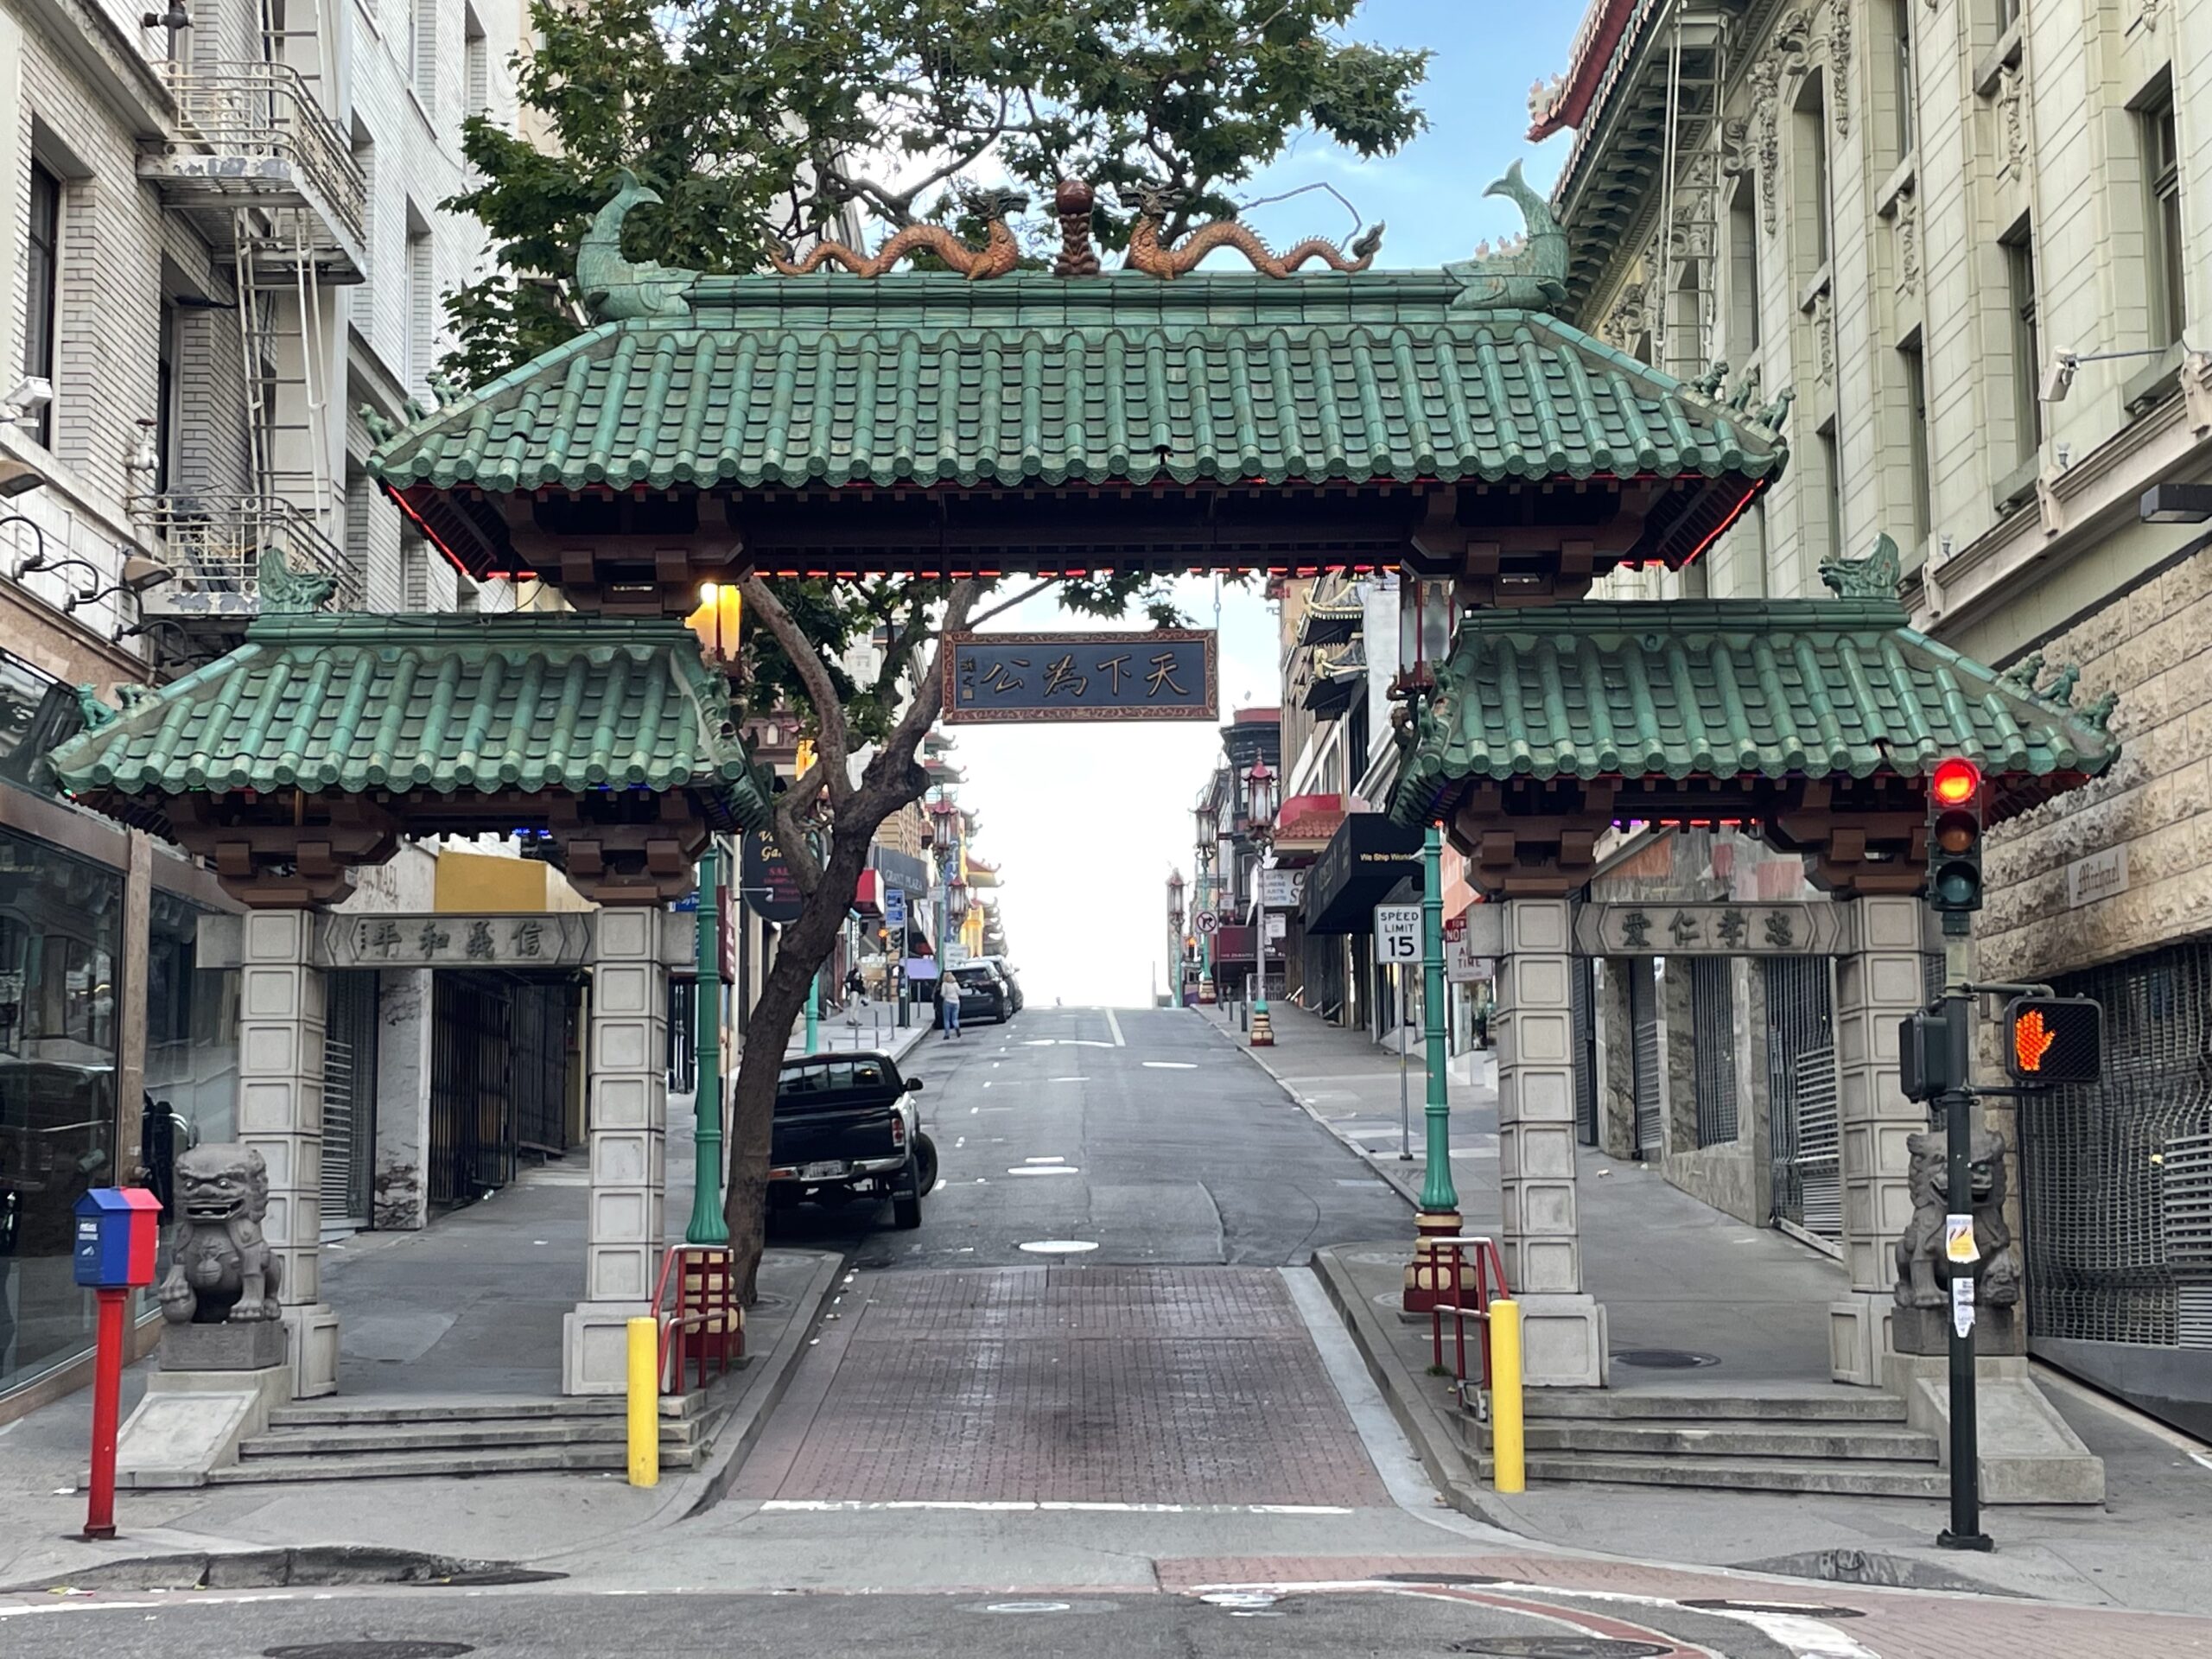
[1446,1641,1671,1657]
[265,1645,475,1659]
[1610,1349,1719,1370]
[1377,1572,1504,1586]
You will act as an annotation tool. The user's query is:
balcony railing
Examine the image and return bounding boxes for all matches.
[135,493,363,620]
[145,61,366,247]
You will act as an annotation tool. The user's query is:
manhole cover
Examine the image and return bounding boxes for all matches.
[265,1645,474,1659]
[1679,1599,1866,1618]
[1446,1642,1670,1657]
[1611,1348,1719,1370]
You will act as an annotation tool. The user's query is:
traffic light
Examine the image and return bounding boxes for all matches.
[2004,996,2103,1084]
[1899,1005,1969,1102]
[1926,758,1984,931]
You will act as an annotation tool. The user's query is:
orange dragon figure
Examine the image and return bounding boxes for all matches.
[1122,184,1383,279]
[771,188,1027,280]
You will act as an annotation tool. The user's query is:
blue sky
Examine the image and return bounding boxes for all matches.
[949,2,1580,1007]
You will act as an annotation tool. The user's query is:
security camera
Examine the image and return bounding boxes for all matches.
[2040,354,2078,405]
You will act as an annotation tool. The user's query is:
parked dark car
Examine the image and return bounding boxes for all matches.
[973,955,1024,1013]
[769,1052,938,1229]
[952,963,1011,1023]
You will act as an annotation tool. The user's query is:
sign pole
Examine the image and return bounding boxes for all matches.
[1398,962,1412,1160]
[1938,925,1991,1550]
[686,844,728,1245]
[82,1286,127,1540]
[1404,827,1463,1313]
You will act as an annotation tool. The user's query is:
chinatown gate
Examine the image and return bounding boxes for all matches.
[43,168,2113,1419]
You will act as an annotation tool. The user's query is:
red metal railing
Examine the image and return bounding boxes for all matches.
[1429,1235,1510,1406]
[649,1245,744,1395]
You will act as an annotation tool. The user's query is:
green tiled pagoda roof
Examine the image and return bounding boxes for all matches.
[368,275,1785,496]
[46,613,769,825]
[1392,596,2119,827]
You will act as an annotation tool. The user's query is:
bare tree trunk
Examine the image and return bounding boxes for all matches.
[723,822,875,1301]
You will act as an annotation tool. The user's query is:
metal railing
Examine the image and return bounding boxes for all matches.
[1428,1234,1511,1412]
[155,61,366,245]
[135,492,362,616]
[650,1244,743,1395]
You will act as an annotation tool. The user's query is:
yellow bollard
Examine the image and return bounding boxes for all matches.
[626,1316,659,1488]
[1490,1298,1525,1495]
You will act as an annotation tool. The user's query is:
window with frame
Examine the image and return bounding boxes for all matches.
[22,162,61,448]
[2004,224,2041,461]
[1819,428,1843,568]
[1994,0,2021,31]
[410,0,435,105]
[1727,185,1761,359]
[1796,74,1832,273]
[2143,93,2185,346]
[1891,1,1916,161]
[1899,337,1932,549]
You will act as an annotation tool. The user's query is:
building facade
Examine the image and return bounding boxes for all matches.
[1,0,522,1415]
[1538,0,2210,1430]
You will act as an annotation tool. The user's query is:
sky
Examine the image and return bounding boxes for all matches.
[950,1,1581,1008]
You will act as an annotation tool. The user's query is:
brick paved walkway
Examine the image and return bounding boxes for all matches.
[735,1265,1390,1507]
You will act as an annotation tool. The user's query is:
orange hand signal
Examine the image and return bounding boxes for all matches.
[2015,1007,2056,1072]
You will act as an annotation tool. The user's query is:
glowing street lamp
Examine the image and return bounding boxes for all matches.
[1243,760,1279,1046]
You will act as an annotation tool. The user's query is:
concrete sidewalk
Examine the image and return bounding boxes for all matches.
[0,1019,934,1589]
[1202,998,1843,1388]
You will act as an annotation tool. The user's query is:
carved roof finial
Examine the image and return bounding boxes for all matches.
[1819,532,1902,601]
[1052,179,1100,277]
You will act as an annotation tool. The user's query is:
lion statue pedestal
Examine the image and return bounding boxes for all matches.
[155,1144,289,1372]
[1891,1124,2024,1357]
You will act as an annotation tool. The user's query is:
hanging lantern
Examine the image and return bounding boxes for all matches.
[685,581,744,663]
[1243,759,1278,833]
[1395,574,1458,696]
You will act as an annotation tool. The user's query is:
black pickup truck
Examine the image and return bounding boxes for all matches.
[768,1051,938,1229]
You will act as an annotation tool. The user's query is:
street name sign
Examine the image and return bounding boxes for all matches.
[1375,905,1421,965]
[942,629,1217,724]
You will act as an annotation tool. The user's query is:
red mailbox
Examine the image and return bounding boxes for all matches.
[73,1186,162,1541]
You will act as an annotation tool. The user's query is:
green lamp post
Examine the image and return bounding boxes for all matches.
[684,841,728,1246]
[1244,758,1277,1046]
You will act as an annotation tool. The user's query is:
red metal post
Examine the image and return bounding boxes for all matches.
[83,1287,127,1540]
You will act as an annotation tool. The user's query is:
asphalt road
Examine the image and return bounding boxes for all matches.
[768,1002,1412,1267]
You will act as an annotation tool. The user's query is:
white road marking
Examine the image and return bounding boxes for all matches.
[759,1497,1350,1514]
[1105,1009,1126,1046]
[1007,1166,1080,1176]
[1023,1156,1066,1163]
[1047,1075,1090,1082]
[1018,1239,1099,1255]
[1142,1060,1197,1070]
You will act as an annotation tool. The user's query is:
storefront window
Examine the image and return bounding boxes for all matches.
[0,825,123,1395]
[144,889,240,1150]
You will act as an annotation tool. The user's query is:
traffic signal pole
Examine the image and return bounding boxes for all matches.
[1936,962,1991,1551]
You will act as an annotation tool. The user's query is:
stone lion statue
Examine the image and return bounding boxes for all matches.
[1893,1126,2021,1309]
[157,1144,283,1325]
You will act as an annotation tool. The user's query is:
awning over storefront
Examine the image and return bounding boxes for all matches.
[1211,922,1257,963]
[1302,811,1425,935]
[1271,792,1347,864]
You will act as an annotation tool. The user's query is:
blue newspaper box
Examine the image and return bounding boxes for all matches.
[73,1188,162,1289]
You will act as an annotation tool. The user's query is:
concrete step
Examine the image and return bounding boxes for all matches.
[207,1442,700,1484]
[239,1419,698,1459]
[1517,1421,1939,1461]
[1521,1452,1950,1498]
[1523,1391,1909,1424]
[268,1393,716,1429]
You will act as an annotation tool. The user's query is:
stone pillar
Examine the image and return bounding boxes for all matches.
[237,909,339,1397]
[564,907,669,1395]
[1829,893,1927,1385]
[372,969,434,1230]
[1496,897,1605,1386]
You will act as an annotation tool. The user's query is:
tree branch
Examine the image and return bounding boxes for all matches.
[963,576,1056,632]
[738,573,854,809]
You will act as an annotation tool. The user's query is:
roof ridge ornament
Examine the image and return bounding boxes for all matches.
[1819,531,1902,601]
[1443,161,1568,308]
[771,188,1027,281]
[1122,183,1382,279]
[258,547,340,613]
[578,169,701,321]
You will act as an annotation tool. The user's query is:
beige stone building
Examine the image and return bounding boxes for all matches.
[1535,0,2210,1433]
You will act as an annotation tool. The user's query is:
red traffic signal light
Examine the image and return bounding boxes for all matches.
[1931,757,1981,807]
[2005,996,2103,1084]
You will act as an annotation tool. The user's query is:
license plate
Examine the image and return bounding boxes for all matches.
[800,1160,849,1182]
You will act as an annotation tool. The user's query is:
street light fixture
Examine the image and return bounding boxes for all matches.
[2140,482,2212,524]
[1243,760,1279,1047]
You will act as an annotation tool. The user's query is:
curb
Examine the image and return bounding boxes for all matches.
[1309,1247,1535,1536]
[1199,1014,1426,1209]
[675,1249,846,1519]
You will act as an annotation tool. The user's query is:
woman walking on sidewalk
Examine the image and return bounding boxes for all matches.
[941,979,962,1039]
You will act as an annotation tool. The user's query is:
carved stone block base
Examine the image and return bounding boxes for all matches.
[282,1303,340,1398]
[1890,1300,2024,1357]
[565,1300,643,1395]
[1516,1292,1607,1388]
[159,1319,286,1372]
[1884,1352,2104,1503]
[1828,1291,1892,1387]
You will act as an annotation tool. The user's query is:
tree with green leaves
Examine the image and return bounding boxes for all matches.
[442,0,1427,1296]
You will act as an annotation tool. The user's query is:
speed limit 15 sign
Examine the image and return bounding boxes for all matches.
[1374,905,1422,965]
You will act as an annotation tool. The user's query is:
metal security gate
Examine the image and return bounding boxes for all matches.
[1764,957,1840,1236]
[430,972,512,1207]
[320,970,378,1233]
[1629,958,1662,1159]
[2018,942,2212,1435]
[511,982,572,1157]
[1689,957,1738,1146]
[1572,955,1599,1147]
[668,976,697,1094]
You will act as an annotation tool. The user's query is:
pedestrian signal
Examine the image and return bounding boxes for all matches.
[2003,996,2102,1084]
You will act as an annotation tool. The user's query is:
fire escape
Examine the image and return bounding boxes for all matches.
[134,9,368,640]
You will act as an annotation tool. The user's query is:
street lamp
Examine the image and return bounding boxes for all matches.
[1243,760,1279,1046]
[1395,574,1459,701]
[1166,869,1185,1004]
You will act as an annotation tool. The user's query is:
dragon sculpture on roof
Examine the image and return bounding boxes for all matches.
[770,189,1028,280]
[1121,184,1382,279]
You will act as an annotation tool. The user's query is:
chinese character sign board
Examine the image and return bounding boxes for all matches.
[943,630,1217,724]
[1572,902,1848,957]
